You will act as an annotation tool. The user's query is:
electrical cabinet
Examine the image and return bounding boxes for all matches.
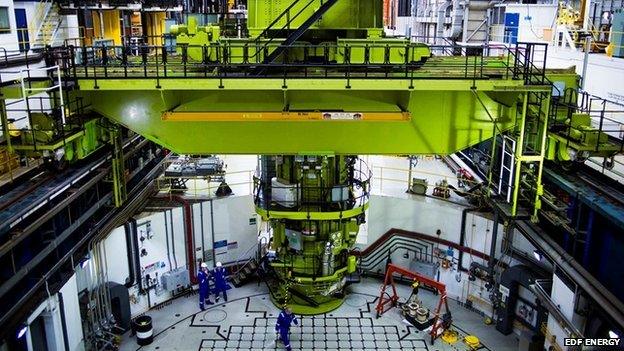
[161,268,190,292]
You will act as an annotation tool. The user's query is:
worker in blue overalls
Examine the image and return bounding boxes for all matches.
[275,306,298,351]
[198,262,213,310]
[212,261,228,302]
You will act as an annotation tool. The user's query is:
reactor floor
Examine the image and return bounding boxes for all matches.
[119,278,518,351]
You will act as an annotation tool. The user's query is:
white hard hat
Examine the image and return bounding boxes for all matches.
[216,262,222,267]
[201,262,208,268]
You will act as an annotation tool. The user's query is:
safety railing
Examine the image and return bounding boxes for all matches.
[40,41,548,84]
[555,27,624,52]
[549,89,624,155]
[370,161,483,200]
[155,167,254,197]
[253,157,371,212]
[0,66,76,154]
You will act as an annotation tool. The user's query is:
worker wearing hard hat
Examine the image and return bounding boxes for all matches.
[212,262,229,302]
[198,262,214,310]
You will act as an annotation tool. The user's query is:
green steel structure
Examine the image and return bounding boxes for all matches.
[4,0,619,314]
[254,155,368,313]
[39,41,572,313]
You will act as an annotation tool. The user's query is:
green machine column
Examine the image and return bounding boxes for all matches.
[254,155,369,314]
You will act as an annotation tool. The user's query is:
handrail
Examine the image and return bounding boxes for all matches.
[254,0,306,40]
[530,279,584,339]
[44,42,545,83]
[250,0,319,61]
[352,228,491,261]
[31,0,55,46]
[231,236,260,276]
[359,238,436,272]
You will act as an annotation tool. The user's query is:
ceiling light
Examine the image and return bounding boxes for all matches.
[16,324,27,339]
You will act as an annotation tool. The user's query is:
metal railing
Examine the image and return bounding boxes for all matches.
[40,42,548,84]
[549,89,624,154]
[253,158,372,212]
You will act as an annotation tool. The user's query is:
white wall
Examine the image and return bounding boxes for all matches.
[103,226,129,285]
[102,195,258,316]
[211,195,259,264]
[59,274,85,351]
[547,49,624,105]
[498,4,557,43]
[0,1,80,52]
[544,274,576,350]
[361,194,504,314]
[0,0,18,51]
[364,195,503,260]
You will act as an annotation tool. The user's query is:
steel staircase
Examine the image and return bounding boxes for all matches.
[252,0,339,72]
[31,1,63,50]
[262,0,339,64]
[228,237,268,287]
[230,258,260,287]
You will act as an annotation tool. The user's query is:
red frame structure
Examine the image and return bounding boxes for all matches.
[375,263,451,344]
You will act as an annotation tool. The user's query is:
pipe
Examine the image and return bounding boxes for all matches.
[100,242,113,322]
[168,196,198,284]
[436,0,452,44]
[128,218,143,293]
[169,210,178,270]
[354,228,495,262]
[164,211,173,270]
[450,0,463,39]
[488,210,499,275]
[210,199,216,265]
[200,201,206,261]
[458,207,484,271]
[58,292,70,351]
[516,220,624,329]
[123,220,137,288]
[188,204,195,273]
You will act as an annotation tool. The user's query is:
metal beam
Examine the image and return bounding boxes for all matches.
[162,111,411,121]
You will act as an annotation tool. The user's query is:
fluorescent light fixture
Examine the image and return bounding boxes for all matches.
[80,257,90,269]
[533,250,542,261]
[609,330,619,338]
[16,324,27,339]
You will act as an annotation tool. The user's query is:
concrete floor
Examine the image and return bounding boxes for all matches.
[120,278,518,351]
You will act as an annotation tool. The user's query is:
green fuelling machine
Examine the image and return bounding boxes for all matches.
[169,0,430,66]
[169,0,430,313]
[254,155,370,314]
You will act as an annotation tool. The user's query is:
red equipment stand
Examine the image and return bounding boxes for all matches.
[375,263,452,345]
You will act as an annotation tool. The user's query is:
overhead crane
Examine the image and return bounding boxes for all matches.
[2,0,622,315]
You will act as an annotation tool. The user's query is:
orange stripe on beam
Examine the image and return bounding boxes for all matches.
[161,111,411,121]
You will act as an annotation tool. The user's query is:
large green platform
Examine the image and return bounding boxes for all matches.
[71,77,541,155]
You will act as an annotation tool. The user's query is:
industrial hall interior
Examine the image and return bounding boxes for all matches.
[1,0,624,349]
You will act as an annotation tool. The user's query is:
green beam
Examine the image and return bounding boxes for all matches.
[71,79,549,155]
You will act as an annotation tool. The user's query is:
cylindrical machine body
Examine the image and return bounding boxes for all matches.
[254,155,370,314]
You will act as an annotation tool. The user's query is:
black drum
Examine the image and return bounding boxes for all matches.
[133,315,153,346]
